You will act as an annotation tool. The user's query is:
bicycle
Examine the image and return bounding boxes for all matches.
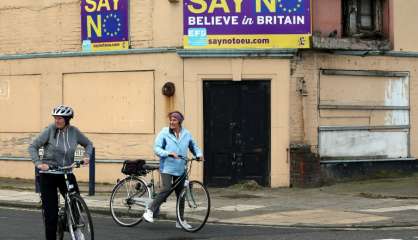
[40,161,94,240]
[109,156,211,232]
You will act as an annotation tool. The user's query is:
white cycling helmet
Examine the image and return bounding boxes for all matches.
[52,105,74,118]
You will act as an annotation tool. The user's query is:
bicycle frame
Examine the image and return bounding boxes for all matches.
[40,162,84,232]
[110,156,209,232]
[63,173,81,229]
[128,157,197,209]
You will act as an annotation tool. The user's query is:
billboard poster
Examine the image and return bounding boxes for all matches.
[81,0,129,52]
[184,0,311,49]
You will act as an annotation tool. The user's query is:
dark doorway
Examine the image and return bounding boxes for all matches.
[203,81,270,187]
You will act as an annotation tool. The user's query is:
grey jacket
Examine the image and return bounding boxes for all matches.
[28,124,93,168]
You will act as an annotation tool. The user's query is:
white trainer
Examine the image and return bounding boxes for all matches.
[176,220,192,229]
[142,209,154,223]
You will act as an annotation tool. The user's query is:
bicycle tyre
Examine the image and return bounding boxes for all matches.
[176,180,210,232]
[57,206,67,240]
[67,194,94,240]
[57,215,64,240]
[57,227,64,240]
[109,176,150,227]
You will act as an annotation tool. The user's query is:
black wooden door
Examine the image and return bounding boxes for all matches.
[203,81,270,187]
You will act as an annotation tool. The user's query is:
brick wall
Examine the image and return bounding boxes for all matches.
[289,52,320,150]
[0,0,181,54]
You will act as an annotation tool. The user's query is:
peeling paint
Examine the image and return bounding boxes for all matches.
[319,130,408,158]
[383,110,409,125]
[384,77,409,125]
[0,79,9,99]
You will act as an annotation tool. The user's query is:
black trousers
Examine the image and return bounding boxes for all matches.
[40,173,79,240]
[149,173,185,218]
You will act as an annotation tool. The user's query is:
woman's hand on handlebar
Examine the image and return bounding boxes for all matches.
[82,156,90,165]
[168,152,179,159]
[37,163,49,171]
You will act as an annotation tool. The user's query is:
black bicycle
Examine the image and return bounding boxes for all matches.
[41,161,94,240]
[109,156,211,232]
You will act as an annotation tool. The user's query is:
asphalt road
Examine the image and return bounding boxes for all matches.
[1,207,418,240]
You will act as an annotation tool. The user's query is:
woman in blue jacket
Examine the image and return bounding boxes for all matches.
[143,111,203,228]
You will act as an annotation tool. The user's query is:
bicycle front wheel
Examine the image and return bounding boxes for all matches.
[68,194,94,240]
[176,180,211,232]
[110,176,150,227]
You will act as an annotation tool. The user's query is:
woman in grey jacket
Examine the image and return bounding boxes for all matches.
[28,105,93,240]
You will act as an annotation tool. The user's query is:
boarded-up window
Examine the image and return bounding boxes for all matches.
[0,75,41,132]
[319,70,409,161]
[63,71,155,134]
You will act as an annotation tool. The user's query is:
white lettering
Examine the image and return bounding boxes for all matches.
[188,16,196,25]
[232,16,239,25]
[266,16,273,24]
[186,15,240,26]
[297,16,304,24]
[196,16,203,25]
[257,16,264,24]
[255,15,305,25]
[284,16,292,24]
[278,15,285,24]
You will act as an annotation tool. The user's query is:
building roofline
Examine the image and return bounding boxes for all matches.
[2,48,418,60]
[0,48,178,60]
[177,49,297,58]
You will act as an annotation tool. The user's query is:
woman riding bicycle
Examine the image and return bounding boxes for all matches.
[142,111,203,228]
[28,105,93,240]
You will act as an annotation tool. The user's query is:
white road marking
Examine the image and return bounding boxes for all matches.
[214,204,265,212]
[361,205,418,213]
[374,239,403,240]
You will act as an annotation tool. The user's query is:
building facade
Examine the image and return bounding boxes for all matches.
[0,0,417,187]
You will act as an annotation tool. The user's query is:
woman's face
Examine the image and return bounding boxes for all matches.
[169,116,180,130]
[54,116,66,129]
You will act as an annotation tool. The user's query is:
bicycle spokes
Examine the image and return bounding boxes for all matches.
[176,181,210,232]
[68,195,94,240]
[110,177,150,227]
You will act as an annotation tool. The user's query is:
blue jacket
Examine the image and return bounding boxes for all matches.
[154,127,203,176]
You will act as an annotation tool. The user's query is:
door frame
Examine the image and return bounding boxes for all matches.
[183,58,291,187]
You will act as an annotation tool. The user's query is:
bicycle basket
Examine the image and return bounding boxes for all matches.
[121,160,146,175]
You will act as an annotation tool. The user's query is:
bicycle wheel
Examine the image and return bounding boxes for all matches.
[109,176,150,227]
[67,194,94,240]
[176,180,210,232]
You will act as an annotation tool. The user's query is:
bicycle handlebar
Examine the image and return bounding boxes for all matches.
[178,155,203,162]
[39,160,85,173]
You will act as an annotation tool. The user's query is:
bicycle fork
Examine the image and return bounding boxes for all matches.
[184,180,198,208]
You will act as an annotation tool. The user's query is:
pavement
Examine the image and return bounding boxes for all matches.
[1,176,418,229]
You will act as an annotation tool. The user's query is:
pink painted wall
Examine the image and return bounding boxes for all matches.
[312,0,342,37]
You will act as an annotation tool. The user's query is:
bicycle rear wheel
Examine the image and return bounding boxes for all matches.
[110,176,150,227]
[176,180,210,232]
[68,194,94,240]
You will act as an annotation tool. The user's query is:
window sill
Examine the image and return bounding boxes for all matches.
[312,36,391,51]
